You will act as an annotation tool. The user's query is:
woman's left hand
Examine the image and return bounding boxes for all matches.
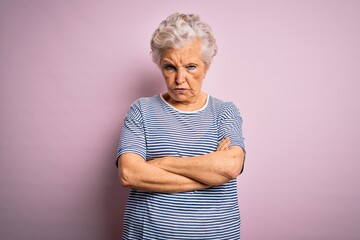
[217,137,230,151]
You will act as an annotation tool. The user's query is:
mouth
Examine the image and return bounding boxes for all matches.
[173,88,187,93]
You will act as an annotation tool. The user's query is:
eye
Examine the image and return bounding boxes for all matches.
[164,64,175,71]
[186,65,197,71]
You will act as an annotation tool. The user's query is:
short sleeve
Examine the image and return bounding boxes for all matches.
[218,102,246,172]
[115,100,146,167]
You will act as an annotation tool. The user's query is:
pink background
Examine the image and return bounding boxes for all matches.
[1,0,359,239]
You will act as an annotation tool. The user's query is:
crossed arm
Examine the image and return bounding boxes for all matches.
[118,137,245,193]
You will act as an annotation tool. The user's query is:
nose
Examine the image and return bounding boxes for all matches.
[175,68,185,84]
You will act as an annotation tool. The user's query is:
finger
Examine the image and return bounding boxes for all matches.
[217,139,226,151]
[222,137,230,150]
[217,137,230,151]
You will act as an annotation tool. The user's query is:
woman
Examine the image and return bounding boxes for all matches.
[116,13,246,239]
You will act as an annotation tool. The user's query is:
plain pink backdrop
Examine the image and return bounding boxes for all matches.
[1,0,359,239]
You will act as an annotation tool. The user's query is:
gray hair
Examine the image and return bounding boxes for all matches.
[150,13,218,67]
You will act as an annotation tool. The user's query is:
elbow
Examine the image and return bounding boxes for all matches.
[223,166,241,180]
[227,162,244,179]
[224,152,245,179]
[120,176,131,188]
[119,167,134,188]
[117,153,147,189]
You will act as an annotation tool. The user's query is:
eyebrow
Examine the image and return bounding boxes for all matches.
[161,59,174,64]
[161,60,198,67]
[161,57,200,64]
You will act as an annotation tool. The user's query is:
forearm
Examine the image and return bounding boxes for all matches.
[119,153,209,193]
[149,146,245,186]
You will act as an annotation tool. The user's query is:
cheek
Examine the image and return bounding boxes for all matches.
[193,71,204,81]
[161,71,171,80]
[162,74,174,86]
[163,69,176,77]
[188,77,203,90]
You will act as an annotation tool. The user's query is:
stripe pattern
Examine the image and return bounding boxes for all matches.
[117,95,245,239]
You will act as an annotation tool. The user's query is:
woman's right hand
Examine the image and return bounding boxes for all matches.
[217,137,230,151]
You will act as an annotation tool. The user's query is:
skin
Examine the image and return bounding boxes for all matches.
[118,38,245,193]
[119,137,236,193]
[160,38,208,111]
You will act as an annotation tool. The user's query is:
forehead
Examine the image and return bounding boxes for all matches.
[161,38,203,64]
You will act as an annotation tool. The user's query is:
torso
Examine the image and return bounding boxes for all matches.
[121,95,241,239]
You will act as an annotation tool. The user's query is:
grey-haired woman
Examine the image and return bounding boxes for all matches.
[116,13,246,239]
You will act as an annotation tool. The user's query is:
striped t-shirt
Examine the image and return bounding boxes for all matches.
[117,94,245,239]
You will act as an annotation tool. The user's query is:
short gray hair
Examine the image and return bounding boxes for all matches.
[150,13,218,67]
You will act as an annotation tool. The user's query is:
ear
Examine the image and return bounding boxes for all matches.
[204,64,210,77]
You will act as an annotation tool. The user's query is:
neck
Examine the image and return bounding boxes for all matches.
[163,92,208,112]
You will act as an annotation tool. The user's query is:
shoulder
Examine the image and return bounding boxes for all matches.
[128,95,161,111]
[130,95,160,107]
[209,96,241,117]
[126,95,161,120]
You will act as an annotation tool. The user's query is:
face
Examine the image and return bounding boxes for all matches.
[160,38,208,108]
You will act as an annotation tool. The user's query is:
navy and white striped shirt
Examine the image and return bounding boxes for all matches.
[117,94,245,239]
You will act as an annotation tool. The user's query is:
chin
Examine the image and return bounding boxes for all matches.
[169,93,188,102]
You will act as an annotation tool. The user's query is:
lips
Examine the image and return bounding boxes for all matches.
[174,88,187,93]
